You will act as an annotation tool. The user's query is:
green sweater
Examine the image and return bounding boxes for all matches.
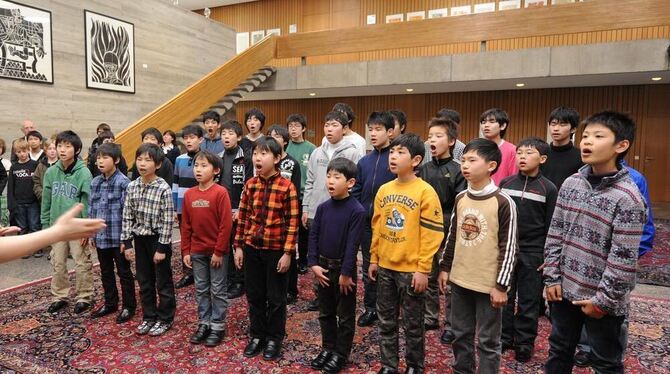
[40,159,92,228]
[286,139,316,198]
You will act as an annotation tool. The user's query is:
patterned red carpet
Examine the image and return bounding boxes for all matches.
[0,253,668,373]
[638,219,670,287]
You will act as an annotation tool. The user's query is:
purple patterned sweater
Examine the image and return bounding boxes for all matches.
[543,165,646,316]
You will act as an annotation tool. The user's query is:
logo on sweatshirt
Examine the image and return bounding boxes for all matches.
[385,208,405,231]
[192,199,210,208]
[460,208,488,247]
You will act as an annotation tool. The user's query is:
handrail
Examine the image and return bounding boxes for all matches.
[275,0,670,58]
[115,35,276,163]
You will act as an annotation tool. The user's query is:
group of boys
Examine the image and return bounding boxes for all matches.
[22,101,653,374]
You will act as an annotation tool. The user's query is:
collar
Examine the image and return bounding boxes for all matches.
[432,156,454,166]
[550,141,574,152]
[468,180,498,197]
[578,164,628,189]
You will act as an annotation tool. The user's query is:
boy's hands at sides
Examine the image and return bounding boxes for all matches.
[121,244,134,262]
[183,254,192,269]
[234,248,243,269]
[412,272,429,293]
[368,264,378,281]
[211,254,222,268]
[277,253,291,273]
[153,251,166,264]
[545,284,562,302]
[311,266,329,287]
[490,287,508,308]
[339,275,354,295]
[573,299,606,319]
[438,271,450,294]
[301,212,309,228]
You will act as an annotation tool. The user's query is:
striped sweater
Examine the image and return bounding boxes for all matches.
[440,181,518,293]
[543,165,646,316]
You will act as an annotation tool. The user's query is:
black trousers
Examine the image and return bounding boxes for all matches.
[244,245,289,341]
[177,214,192,277]
[96,247,136,310]
[288,251,299,296]
[317,260,357,359]
[297,204,309,268]
[501,251,544,348]
[134,235,176,322]
[228,221,244,286]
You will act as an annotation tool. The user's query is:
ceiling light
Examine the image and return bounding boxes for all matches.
[405,88,414,92]
[309,92,316,96]
[515,83,525,87]
[651,77,662,81]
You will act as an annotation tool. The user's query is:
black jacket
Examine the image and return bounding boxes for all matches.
[219,146,252,210]
[418,156,467,223]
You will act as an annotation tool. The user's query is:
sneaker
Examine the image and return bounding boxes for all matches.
[136,320,156,335]
[148,320,173,336]
[574,349,592,367]
[33,250,44,258]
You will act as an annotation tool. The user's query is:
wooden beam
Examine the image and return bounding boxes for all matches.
[275,0,670,58]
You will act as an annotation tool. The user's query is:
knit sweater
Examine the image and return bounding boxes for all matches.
[180,184,232,257]
[543,165,646,316]
[541,141,583,189]
[172,151,198,214]
[492,140,518,186]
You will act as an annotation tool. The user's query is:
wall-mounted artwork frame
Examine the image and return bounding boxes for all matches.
[474,2,496,13]
[385,13,403,23]
[0,0,53,84]
[427,8,449,19]
[84,10,135,93]
[406,11,425,21]
[499,0,522,10]
[236,32,249,54]
[251,30,264,45]
[266,28,280,36]
[451,5,472,16]
[526,0,548,7]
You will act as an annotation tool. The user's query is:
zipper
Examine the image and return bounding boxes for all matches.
[521,175,528,200]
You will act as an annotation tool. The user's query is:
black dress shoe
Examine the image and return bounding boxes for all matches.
[262,339,282,361]
[424,323,439,331]
[243,338,264,358]
[204,329,225,347]
[357,310,378,327]
[515,346,533,363]
[190,324,211,344]
[287,293,297,305]
[307,298,319,311]
[227,283,244,299]
[310,350,332,369]
[298,264,308,274]
[91,304,117,318]
[175,274,194,289]
[405,366,423,374]
[116,308,134,324]
[47,300,68,313]
[574,349,592,367]
[74,302,91,314]
[323,353,347,374]
[501,339,514,352]
[378,366,399,374]
[440,329,455,344]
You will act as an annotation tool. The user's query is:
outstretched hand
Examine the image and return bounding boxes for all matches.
[53,204,106,241]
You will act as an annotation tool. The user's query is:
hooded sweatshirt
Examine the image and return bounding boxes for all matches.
[303,139,361,219]
[40,159,92,228]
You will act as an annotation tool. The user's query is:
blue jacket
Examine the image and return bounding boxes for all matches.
[622,160,655,257]
[351,145,395,217]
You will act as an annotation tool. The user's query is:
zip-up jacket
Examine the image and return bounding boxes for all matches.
[418,156,466,224]
[219,146,252,210]
[351,145,395,217]
[500,172,557,253]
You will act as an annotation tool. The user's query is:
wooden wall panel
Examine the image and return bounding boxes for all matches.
[235,84,670,200]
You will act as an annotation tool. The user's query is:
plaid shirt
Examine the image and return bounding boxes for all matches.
[234,172,299,252]
[121,176,174,253]
[89,170,129,249]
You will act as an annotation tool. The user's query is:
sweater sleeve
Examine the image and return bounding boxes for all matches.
[369,186,383,265]
[495,194,518,291]
[302,150,316,214]
[157,186,174,253]
[180,190,192,257]
[32,163,44,200]
[592,199,645,315]
[342,206,365,277]
[234,179,251,249]
[439,198,459,272]
[214,189,233,257]
[40,168,53,228]
[418,187,444,273]
[283,182,300,253]
[307,204,322,268]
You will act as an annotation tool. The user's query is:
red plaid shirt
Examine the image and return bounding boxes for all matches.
[234,171,299,252]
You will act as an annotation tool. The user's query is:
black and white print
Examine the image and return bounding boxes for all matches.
[0,0,53,83]
[84,10,134,93]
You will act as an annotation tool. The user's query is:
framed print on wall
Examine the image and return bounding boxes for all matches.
[0,0,53,84]
[84,10,135,93]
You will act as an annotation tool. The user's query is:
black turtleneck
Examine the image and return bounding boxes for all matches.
[541,141,583,190]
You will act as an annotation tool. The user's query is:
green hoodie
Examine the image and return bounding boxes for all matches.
[40,159,92,228]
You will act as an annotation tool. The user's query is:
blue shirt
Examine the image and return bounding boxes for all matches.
[202,137,224,155]
[89,169,129,249]
[173,152,198,214]
[622,160,655,257]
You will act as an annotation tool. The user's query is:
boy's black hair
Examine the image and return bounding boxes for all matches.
[517,137,550,156]
[267,124,290,150]
[221,120,243,137]
[141,127,163,144]
[244,107,266,129]
[203,110,220,124]
[463,138,502,175]
[548,107,580,130]
[135,143,164,166]
[324,111,349,128]
[428,117,459,142]
[389,109,407,133]
[56,130,83,156]
[332,102,355,126]
[96,142,122,162]
[163,130,178,146]
[390,133,425,163]
[98,130,114,142]
[367,111,395,131]
[253,136,282,161]
[582,110,636,162]
[436,108,461,125]
[97,123,111,133]
[286,113,307,129]
[194,150,223,174]
[327,158,357,180]
[26,130,43,141]
[182,124,204,138]
[479,108,510,138]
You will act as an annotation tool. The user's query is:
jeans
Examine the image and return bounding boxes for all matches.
[377,267,426,370]
[14,202,40,235]
[192,253,229,331]
[360,217,376,312]
[96,247,136,310]
[134,235,176,323]
[317,259,357,359]
[244,245,289,341]
[545,299,625,374]
[577,317,630,356]
[501,251,544,348]
[451,283,502,374]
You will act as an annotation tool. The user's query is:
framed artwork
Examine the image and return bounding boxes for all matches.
[406,11,425,21]
[474,2,496,13]
[288,24,297,33]
[499,0,522,10]
[451,5,472,16]
[251,30,264,45]
[266,28,280,36]
[525,0,548,7]
[0,0,53,84]
[366,14,376,25]
[385,13,403,23]
[552,0,576,4]
[427,8,449,19]
[84,10,135,93]
[236,32,249,54]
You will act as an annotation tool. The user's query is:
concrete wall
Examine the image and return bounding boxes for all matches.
[0,0,235,149]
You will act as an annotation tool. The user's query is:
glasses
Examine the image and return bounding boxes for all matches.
[549,120,570,127]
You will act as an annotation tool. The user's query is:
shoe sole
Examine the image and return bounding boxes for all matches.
[243,350,263,358]
[262,354,281,361]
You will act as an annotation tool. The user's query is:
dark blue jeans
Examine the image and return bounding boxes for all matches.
[14,202,40,235]
[546,299,625,374]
